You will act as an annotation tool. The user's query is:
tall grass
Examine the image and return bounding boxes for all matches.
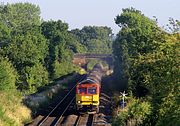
[0,90,31,126]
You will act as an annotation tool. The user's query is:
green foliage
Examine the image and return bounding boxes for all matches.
[0,3,49,93]
[114,7,166,92]
[113,39,130,90]
[86,59,100,71]
[53,60,78,79]
[113,97,151,126]
[5,26,48,93]
[0,3,84,92]
[23,63,49,92]
[166,18,180,33]
[0,105,16,126]
[71,26,113,54]
[113,7,179,125]
[0,21,11,45]
[87,39,111,54]
[7,31,48,67]
[86,59,108,71]
[0,3,41,33]
[0,90,31,126]
[112,111,128,126]
[0,57,17,91]
[41,20,83,79]
[127,99,151,124]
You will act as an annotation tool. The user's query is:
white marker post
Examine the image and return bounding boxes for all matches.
[120,91,128,110]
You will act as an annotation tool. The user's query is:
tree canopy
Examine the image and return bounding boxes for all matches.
[41,20,83,79]
[113,7,179,125]
[0,3,179,125]
[71,26,113,54]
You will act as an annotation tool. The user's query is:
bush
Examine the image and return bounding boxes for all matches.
[0,57,17,91]
[24,62,49,92]
[127,98,151,125]
[53,60,79,79]
[112,111,128,126]
[112,97,151,126]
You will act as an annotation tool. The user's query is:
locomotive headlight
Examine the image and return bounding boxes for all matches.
[77,100,81,103]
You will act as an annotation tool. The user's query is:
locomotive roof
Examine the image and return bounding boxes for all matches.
[79,78,99,85]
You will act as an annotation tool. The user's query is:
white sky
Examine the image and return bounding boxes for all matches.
[2,0,180,33]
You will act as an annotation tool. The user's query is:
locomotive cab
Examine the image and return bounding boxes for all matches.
[76,81,100,113]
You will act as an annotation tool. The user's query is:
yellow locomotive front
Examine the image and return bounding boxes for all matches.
[76,82,100,113]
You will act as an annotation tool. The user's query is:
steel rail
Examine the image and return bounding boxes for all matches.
[75,114,95,126]
[38,75,86,126]
[74,115,81,126]
[38,86,75,126]
[88,114,94,126]
[54,96,75,126]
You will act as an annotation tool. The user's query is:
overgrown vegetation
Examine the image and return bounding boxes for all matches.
[0,57,17,90]
[0,90,31,126]
[0,57,31,126]
[0,3,84,92]
[0,2,113,125]
[113,96,151,126]
[0,2,178,126]
[113,7,179,125]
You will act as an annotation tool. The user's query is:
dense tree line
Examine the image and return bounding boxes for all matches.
[113,8,179,126]
[0,3,48,92]
[0,3,112,93]
[0,2,179,126]
[71,26,113,54]
[0,3,79,92]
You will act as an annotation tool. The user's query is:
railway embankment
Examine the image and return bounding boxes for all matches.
[23,73,82,116]
[0,90,32,126]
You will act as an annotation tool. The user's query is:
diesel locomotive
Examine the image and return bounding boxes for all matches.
[76,64,104,113]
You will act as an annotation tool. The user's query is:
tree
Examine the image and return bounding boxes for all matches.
[41,20,82,79]
[71,26,113,54]
[23,62,49,92]
[113,39,130,90]
[113,8,180,125]
[7,31,48,68]
[114,7,165,93]
[4,29,49,92]
[0,3,49,92]
[0,21,11,46]
[0,3,41,34]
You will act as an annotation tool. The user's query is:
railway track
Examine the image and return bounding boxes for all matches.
[28,75,86,126]
[27,73,112,126]
[75,114,95,126]
[37,91,75,126]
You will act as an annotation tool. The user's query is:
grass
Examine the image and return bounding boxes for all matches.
[0,90,31,126]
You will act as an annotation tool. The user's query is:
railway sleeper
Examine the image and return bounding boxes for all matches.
[77,105,99,114]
